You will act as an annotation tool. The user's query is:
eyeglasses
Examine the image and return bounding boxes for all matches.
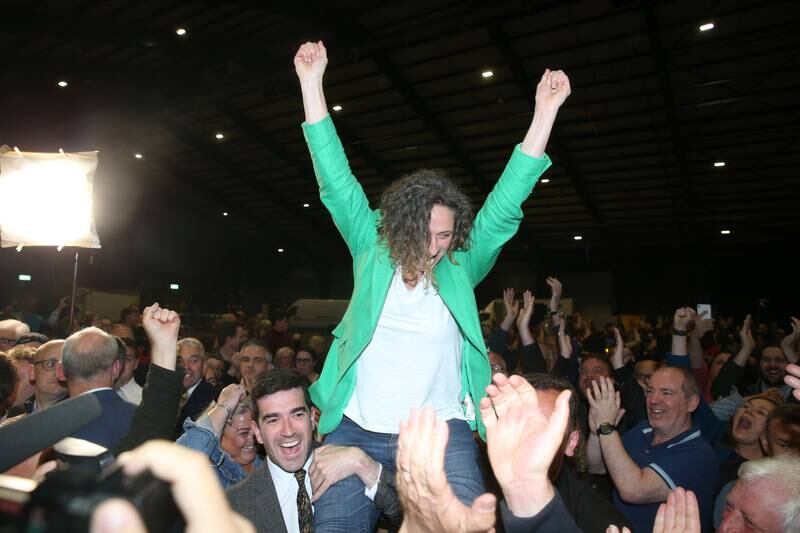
[296,358,313,364]
[33,358,59,371]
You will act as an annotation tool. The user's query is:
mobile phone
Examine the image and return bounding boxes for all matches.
[697,304,712,319]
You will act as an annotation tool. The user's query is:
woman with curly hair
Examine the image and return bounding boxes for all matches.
[295,40,570,531]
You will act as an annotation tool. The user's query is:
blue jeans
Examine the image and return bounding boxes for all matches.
[314,416,485,533]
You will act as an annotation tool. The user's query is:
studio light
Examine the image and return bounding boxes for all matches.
[0,149,100,249]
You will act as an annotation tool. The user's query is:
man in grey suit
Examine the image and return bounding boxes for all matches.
[227,370,400,533]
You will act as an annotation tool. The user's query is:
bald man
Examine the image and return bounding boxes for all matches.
[56,327,136,450]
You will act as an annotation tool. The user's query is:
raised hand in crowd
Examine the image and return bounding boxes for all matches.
[587,376,626,433]
[557,313,573,359]
[785,363,800,402]
[501,288,519,332]
[610,327,625,370]
[396,407,496,533]
[687,309,713,370]
[90,440,254,533]
[780,316,799,363]
[733,314,755,366]
[652,487,701,533]
[516,290,535,345]
[142,303,180,370]
[671,307,694,356]
[479,373,572,519]
[605,487,700,533]
[546,277,562,327]
[208,383,246,435]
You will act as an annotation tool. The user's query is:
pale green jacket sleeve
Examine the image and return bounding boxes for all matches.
[302,116,377,257]
[465,146,551,286]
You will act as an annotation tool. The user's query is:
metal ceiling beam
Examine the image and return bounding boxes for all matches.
[160,117,330,261]
[642,0,695,247]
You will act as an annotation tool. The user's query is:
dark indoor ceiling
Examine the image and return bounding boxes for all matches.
[2,0,799,298]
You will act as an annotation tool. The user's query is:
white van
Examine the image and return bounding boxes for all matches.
[287,299,349,332]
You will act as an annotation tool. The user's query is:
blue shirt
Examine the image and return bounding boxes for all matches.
[614,420,718,533]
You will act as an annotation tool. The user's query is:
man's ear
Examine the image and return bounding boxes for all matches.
[55,361,66,382]
[111,359,122,380]
[688,394,700,413]
[28,362,36,384]
[251,419,264,445]
[564,429,580,457]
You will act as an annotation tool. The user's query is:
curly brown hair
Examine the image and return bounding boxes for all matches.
[377,169,473,284]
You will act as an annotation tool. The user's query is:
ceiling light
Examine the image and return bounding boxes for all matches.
[714,161,725,167]
[277,248,285,253]
[215,132,224,140]
[720,229,731,235]
[302,203,310,208]
[332,105,342,112]
[170,283,180,290]
[57,80,68,88]
[699,23,714,32]
[540,178,550,184]
[176,28,187,36]
[573,235,583,241]
[222,212,228,216]
[134,153,143,159]
[482,70,494,78]
[18,274,31,281]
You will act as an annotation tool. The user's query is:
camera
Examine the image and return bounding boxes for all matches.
[0,461,184,533]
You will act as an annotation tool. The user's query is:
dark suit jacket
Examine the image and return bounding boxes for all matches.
[113,364,184,456]
[227,463,288,533]
[71,388,136,450]
[227,459,401,532]
[174,379,216,438]
[501,492,580,533]
[557,464,632,533]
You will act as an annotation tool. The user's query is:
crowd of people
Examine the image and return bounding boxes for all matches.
[1,40,799,533]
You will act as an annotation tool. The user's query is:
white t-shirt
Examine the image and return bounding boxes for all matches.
[344,269,464,433]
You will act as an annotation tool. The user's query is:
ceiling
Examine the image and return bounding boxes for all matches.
[2,0,799,273]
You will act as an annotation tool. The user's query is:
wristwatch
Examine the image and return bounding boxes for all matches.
[596,422,618,436]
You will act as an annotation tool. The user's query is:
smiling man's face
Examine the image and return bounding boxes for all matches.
[759,347,786,386]
[251,387,313,473]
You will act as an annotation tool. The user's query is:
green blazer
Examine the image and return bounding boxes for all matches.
[303,116,551,439]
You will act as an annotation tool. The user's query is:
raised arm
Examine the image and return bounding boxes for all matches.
[295,41,329,124]
[516,290,536,346]
[520,70,571,157]
[465,70,570,284]
[500,288,519,333]
[688,311,713,370]
[295,41,376,256]
[546,277,562,329]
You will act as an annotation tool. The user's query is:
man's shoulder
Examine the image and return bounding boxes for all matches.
[193,379,216,400]
[227,463,273,499]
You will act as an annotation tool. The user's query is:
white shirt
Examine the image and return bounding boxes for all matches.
[268,455,314,533]
[344,269,464,433]
[116,379,143,405]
